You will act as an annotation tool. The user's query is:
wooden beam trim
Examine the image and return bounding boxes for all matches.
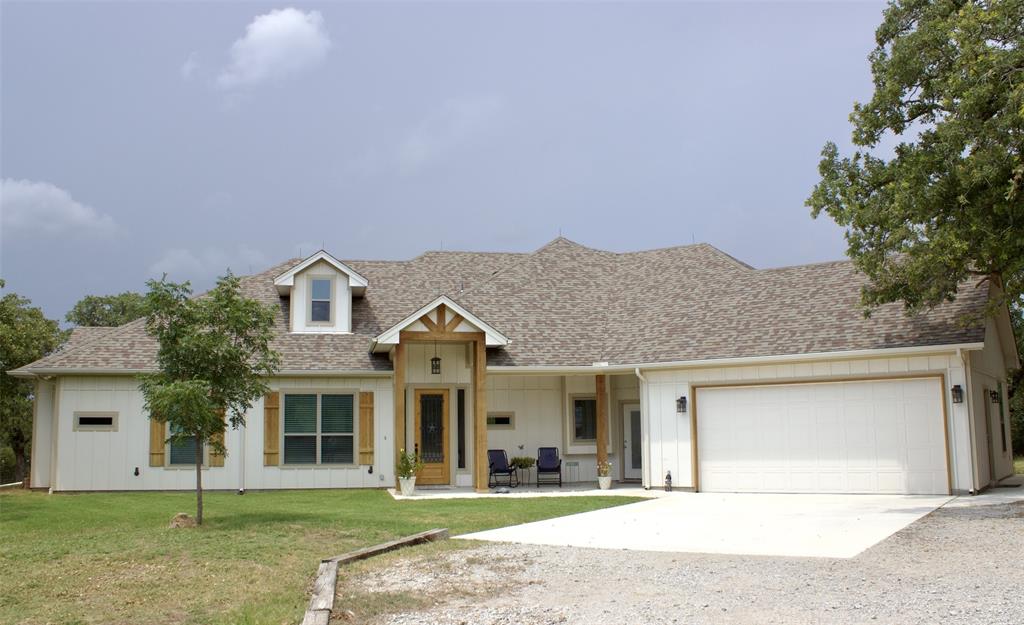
[399,330,485,343]
[418,314,439,333]
[444,313,464,333]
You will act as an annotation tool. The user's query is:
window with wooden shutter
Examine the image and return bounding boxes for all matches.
[209,409,226,467]
[149,418,165,467]
[359,391,374,465]
[264,392,280,465]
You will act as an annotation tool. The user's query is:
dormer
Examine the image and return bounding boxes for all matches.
[274,251,368,334]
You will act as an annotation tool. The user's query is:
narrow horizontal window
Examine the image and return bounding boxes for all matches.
[74,412,117,432]
[486,412,515,429]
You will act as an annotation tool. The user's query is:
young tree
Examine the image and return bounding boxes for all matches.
[0,280,66,482]
[66,292,147,327]
[807,0,1024,315]
[140,273,279,525]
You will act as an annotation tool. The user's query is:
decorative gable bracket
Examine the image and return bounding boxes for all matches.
[370,295,510,353]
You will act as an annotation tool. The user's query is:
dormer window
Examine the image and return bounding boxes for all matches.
[309,278,333,324]
[274,250,368,334]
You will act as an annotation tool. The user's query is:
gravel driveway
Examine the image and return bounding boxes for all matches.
[336,500,1023,625]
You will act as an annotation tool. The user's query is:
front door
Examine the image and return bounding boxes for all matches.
[623,403,642,480]
[415,389,450,485]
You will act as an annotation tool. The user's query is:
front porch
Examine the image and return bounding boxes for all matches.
[381,298,646,491]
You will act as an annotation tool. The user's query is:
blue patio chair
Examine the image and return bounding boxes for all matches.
[536,447,562,487]
[488,449,519,488]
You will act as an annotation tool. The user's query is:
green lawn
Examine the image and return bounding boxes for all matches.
[0,489,638,625]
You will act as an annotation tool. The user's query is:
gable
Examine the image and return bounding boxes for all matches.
[371,296,509,353]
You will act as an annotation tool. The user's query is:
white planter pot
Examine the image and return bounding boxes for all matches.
[398,476,416,496]
[598,475,612,490]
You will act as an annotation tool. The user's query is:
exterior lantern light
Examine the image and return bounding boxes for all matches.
[676,395,687,414]
[951,385,964,404]
[989,390,1001,403]
[431,341,441,375]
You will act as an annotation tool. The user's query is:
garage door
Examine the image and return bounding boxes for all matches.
[696,378,949,495]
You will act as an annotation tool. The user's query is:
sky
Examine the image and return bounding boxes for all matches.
[1,1,888,321]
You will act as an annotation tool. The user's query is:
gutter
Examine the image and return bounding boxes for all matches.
[485,342,987,375]
[635,367,651,489]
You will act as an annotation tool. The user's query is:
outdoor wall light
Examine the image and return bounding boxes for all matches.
[431,341,441,375]
[989,390,1001,403]
[951,385,964,404]
[676,396,688,414]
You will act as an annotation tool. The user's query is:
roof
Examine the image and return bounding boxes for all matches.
[11,238,990,375]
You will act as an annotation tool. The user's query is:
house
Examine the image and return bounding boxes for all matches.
[10,238,1019,495]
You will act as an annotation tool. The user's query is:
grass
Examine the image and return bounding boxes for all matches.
[1015,456,1024,475]
[0,489,638,625]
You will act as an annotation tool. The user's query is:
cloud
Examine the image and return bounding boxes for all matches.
[148,246,271,286]
[397,95,504,174]
[217,8,331,89]
[180,52,199,80]
[0,178,118,237]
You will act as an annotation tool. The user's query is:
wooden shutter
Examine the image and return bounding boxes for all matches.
[209,409,226,467]
[358,391,374,465]
[148,418,165,467]
[264,392,280,466]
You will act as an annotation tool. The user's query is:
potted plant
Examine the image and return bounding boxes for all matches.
[596,460,612,490]
[510,456,536,485]
[395,449,423,496]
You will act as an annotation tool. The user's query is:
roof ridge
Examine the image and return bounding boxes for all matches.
[759,258,855,272]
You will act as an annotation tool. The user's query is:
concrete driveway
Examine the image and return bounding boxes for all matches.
[458,492,953,558]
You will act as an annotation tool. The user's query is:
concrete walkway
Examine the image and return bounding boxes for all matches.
[389,484,666,500]
[458,492,955,558]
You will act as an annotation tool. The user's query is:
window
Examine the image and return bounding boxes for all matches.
[486,412,515,430]
[309,278,332,323]
[998,383,1008,453]
[283,393,355,464]
[572,397,597,442]
[73,411,117,431]
[168,423,202,466]
[457,389,466,469]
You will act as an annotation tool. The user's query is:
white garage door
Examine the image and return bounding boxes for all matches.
[697,378,949,495]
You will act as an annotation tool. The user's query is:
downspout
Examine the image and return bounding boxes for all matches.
[238,419,246,494]
[634,368,651,489]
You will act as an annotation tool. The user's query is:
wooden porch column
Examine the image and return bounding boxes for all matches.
[473,338,488,492]
[595,374,608,468]
[393,342,406,488]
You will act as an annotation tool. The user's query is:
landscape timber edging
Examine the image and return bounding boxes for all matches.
[300,528,450,625]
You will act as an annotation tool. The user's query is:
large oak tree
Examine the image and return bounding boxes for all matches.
[807,0,1023,315]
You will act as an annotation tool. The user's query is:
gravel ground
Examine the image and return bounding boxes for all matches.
[336,501,1024,625]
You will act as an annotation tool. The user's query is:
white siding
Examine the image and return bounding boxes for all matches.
[644,353,978,493]
[46,375,393,491]
[968,318,1014,484]
[30,380,55,488]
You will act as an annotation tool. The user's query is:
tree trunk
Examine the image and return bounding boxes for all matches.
[195,436,203,526]
[12,445,28,484]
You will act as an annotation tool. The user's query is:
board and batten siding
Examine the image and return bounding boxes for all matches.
[968,318,1015,485]
[245,376,394,490]
[39,375,393,491]
[643,353,978,493]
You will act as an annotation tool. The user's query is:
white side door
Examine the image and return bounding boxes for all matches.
[623,403,642,480]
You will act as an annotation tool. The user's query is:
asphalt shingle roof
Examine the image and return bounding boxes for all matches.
[13,238,987,374]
